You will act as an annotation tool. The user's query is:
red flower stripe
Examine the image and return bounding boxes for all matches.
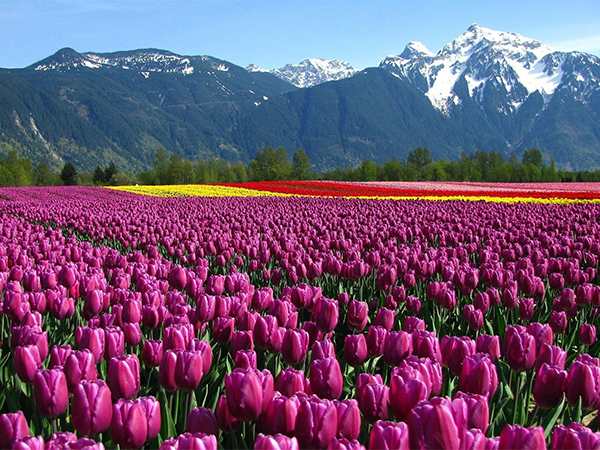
[217,181,600,200]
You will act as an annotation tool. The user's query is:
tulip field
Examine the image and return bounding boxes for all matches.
[3,182,600,449]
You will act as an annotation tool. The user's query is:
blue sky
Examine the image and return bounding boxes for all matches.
[1,0,599,70]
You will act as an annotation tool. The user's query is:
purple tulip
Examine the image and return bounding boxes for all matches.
[75,326,105,363]
[14,345,42,383]
[281,329,309,366]
[498,425,546,450]
[550,311,568,335]
[533,363,567,409]
[453,391,490,434]
[347,301,368,332]
[64,349,97,392]
[254,434,299,450]
[313,298,339,333]
[111,399,148,449]
[389,363,430,422]
[412,330,441,362]
[441,335,476,376]
[216,395,242,432]
[580,324,597,346]
[565,354,600,410]
[134,396,161,440]
[0,411,30,449]
[141,339,163,367]
[536,344,566,372]
[72,380,113,436]
[262,394,300,436]
[275,367,309,397]
[327,438,365,450]
[107,354,140,400]
[226,368,267,421]
[188,406,218,436]
[295,396,338,450]
[311,339,336,363]
[408,397,465,450]
[310,357,343,400]
[368,421,410,450]
[476,334,501,361]
[459,353,498,399]
[175,350,203,391]
[357,378,389,423]
[366,326,388,358]
[333,399,361,441]
[49,344,72,369]
[503,326,536,372]
[344,334,367,367]
[551,422,600,450]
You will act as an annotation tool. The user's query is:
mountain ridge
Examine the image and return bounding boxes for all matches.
[1,24,600,171]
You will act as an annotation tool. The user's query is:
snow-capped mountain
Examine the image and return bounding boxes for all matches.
[379,24,600,115]
[268,58,359,88]
[30,48,234,76]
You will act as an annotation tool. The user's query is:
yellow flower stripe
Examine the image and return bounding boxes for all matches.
[108,184,292,197]
[109,185,600,204]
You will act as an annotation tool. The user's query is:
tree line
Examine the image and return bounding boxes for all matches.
[0,145,600,187]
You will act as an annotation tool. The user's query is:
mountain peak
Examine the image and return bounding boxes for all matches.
[271,58,358,88]
[400,41,435,59]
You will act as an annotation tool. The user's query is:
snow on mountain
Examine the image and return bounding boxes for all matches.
[30,48,228,76]
[269,58,358,88]
[378,24,599,115]
[246,64,269,73]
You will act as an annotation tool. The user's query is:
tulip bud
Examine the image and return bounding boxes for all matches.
[0,411,30,449]
[11,435,45,450]
[15,345,42,383]
[526,323,554,351]
[230,331,254,357]
[550,311,568,335]
[408,397,465,450]
[310,357,343,400]
[366,326,388,358]
[216,395,242,432]
[533,363,567,409]
[111,399,148,450]
[282,329,309,366]
[261,394,300,436]
[389,365,430,421]
[551,422,600,450]
[347,301,368,332]
[175,350,204,391]
[225,368,265,421]
[441,335,476,376]
[107,354,140,400]
[75,326,105,363]
[502,326,535,372]
[213,316,235,344]
[255,434,299,450]
[536,344,566,372]
[357,379,389,423]
[159,350,179,392]
[103,326,125,361]
[275,368,309,397]
[333,399,361,441]
[580,324,597,346]
[459,353,498,399]
[454,391,490,434]
[72,380,113,436]
[64,349,97,392]
[142,339,163,367]
[565,354,600,410]
[295,396,338,449]
[383,331,413,367]
[49,345,72,369]
[498,425,545,450]
[134,396,161,440]
[344,334,367,367]
[369,421,410,450]
[188,407,218,436]
[476,334,501,361]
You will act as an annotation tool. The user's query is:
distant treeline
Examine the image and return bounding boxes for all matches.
[1,144,600,187]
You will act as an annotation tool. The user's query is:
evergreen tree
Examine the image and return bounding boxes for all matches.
[407,148,432,179]
[60,162,78,186]
[103,162,118,184]
[92,166,104,185]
